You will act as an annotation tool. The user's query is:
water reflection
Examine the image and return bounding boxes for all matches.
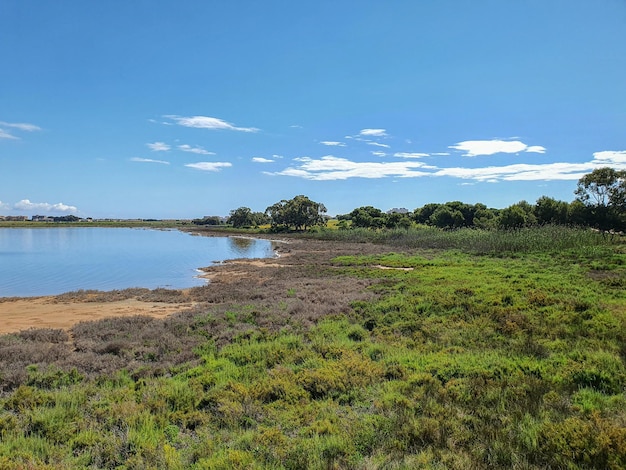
[228,236,255,255]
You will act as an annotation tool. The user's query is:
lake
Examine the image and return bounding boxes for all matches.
[0,228,275,297]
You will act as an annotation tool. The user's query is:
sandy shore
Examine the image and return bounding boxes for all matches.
[0,234,385,336]
[0,297,197,335]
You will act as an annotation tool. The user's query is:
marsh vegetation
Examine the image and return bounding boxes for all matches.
[1,226,625,468]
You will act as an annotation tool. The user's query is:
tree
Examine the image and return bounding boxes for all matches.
[429,206,464,229]
[265,195,327,231]
[534,196,569,225]
[575,167,626,231]
[348,206,385,229]
[498,205,528,229]
[228,207,254,228]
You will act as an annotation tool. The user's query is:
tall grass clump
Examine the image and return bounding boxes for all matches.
[310,225,616,255]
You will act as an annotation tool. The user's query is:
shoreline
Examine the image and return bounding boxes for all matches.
[0,236,386,336]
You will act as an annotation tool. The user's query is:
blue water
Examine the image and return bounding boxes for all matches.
[0,228,275,297]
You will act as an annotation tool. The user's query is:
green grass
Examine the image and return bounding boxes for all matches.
[1,229,625,468]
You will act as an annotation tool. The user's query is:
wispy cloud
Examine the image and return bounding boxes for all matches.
[146,142,170,152]
[165,115,259,133]
[270,156,431,180]
[14,199,77,214]
[0,200,10,210]
[252,157,275,163]
[0,121,41,140]
[394,152,430,158]
[0,121,42,132]
[368,142,390,148]
[178,144,214,155]
[371,151,387,157]
[320,141,347,147]
[185,162,232,172]
[131,157,170,165]
[449,140,546,157]
[268,148,626,183]
[0,129,17,140]
[359,128,387,137]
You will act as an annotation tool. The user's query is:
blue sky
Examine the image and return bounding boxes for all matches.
[1,1,625,219]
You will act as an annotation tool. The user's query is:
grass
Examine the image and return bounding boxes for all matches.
[0,227,625,468]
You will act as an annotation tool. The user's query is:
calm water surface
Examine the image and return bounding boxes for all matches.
[0,228,275,297]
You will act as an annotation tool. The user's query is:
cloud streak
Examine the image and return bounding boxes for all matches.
[359,128,387,137]
[185,162,232,172]
[165,115,259,133]
[178,144,214,155]
[449,139,546,157]
[0,121,41,139]
[131,157,170,165]
[147,142,170,151]
[268,149,626,183]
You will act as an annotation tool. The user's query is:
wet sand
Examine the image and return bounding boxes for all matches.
[0,297,196,335]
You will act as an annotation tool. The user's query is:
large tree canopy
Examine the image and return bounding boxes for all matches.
[575,167,626,231]
[265,195,327,231]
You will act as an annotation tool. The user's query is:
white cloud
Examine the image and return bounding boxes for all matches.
[592,150,626,164]
[14,199,77,214]
[272,154,284,159]
[371,151,387,157]
[178,144,214,155]
[166,115,259,133]
[432,152,450,156]
[185,162,232,172]
[0,121,41,140]
[146,142,171,152]
[252,157,275,163]
[270,156,431,180]
[0,129,18,140]
[359,129,387,137]
[433,162,593,181]
[269,150,626,183]
[0,201,10,210]
[320,141,347,147]
[0,121,41,132]
[368,142,390,148]
[394,152,430,158]
[449,140,546,157]
[131,157,170,165]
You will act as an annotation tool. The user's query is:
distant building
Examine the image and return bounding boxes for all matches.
[0,215,28,221]
[387,208,409,214]
[32,215,54,222]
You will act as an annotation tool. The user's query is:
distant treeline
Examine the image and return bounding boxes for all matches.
[224,168,626,233]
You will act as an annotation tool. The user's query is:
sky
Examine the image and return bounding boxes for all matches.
[1,1,626,219]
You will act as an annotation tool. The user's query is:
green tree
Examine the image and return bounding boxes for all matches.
[498,205,528,229]
[473,208,498,229]
[228,207,254,228]
[265,195,327,231]
[413,203,441,224]
[429,206,464,229]
[575,167,626,231]
[534,196,569,225]
[349,206,385,229]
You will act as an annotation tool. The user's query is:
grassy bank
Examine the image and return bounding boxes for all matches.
[1,227,625,468]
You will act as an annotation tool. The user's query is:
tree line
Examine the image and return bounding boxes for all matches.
[224,167,626,232]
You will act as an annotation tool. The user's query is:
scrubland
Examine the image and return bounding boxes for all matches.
[1,227,625,469]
